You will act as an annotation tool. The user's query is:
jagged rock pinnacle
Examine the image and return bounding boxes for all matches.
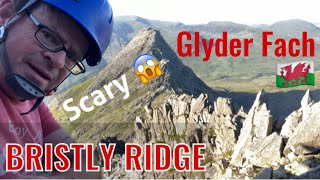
[301,89,313,107]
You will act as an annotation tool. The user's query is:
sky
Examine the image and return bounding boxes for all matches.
[109,0,319,25]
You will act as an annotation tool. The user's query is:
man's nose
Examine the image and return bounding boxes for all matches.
[43,50,67,69]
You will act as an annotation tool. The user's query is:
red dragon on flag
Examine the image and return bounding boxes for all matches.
[277,61,314,88]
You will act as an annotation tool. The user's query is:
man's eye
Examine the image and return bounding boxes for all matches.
[41,31,59,44]
[65,52,78,62]
[68,56,81,67]
[42,31,52,39]
[66,53,73,59]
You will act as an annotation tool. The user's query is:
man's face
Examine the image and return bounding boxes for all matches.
[4,3,89,92]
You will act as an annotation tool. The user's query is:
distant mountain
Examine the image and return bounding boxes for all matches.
[101,17,320,93]
[250,24,269,29]
[48,17,320,107]
[314,23,320,28]
[48,17,320,145]
[266,19,320,39]
[96,28,218,97]
[52,28,221,142]
[197,21,257,35]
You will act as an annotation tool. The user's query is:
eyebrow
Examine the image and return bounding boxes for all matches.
[36,9,86,58]
[49,24,81,58]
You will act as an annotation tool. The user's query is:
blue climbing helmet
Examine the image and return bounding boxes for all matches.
[20,0,114,66]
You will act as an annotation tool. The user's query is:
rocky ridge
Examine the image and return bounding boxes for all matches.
[94,27,218,98]
[49,27,320,178]
[102,89,320,179]
[54,27,221,142]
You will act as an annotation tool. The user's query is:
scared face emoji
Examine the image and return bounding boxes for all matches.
[134,54,162,84]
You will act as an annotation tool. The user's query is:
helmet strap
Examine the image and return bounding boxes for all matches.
[20,96,44,115]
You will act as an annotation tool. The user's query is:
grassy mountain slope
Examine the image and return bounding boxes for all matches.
[50,28,220,143]
[103,16,320,93]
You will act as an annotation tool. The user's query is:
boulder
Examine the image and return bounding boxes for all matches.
[284,161,310,176]
[297,165,320,179]
[284,102,320,156]
[214,97,234,116]
[230,90,273,167]
[244,132,283,167]
[280,111,302,139]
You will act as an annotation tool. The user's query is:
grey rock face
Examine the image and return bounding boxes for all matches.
[280,89,315,143]
[135,93,211,145]
[300,89,313,107]
[214,97,234,116]
[230,90,273,167]
[280,111,303,139]
[282,90,320,157]
[244,132,283,167]
[284,102,320,156]
[212,97,243,156]
[101,86,320,179]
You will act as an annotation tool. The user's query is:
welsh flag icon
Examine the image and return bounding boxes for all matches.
[276,61,314,88]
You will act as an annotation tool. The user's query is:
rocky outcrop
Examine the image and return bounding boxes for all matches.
[280,111,302,140]
[101,89,320,179]
[282,90,320,157]
[300,89,313,107]
[214,97,234,116]
[212,97,244,156]
[244,132,283,167]
[283,102,320,156]
[280,89,313,140]
[95,28,218,99]
[135,93,212,146]
[59,27,222,144]
[230,90,273,167]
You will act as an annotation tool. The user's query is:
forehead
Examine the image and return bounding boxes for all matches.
[31,3,89,54]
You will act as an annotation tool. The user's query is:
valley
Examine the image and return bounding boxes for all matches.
[45,18,320,178]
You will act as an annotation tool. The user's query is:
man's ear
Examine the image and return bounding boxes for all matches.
[0,0,15,25]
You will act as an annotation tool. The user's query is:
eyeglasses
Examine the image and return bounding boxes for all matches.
[25,10,86,75]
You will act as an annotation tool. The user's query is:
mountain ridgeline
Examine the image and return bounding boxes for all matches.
[105,17,320,92]
[47,19,320,179]
[94,28,218,98]
[55,17,320,95]
[50,18,320,139]
[51,28,221,142]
